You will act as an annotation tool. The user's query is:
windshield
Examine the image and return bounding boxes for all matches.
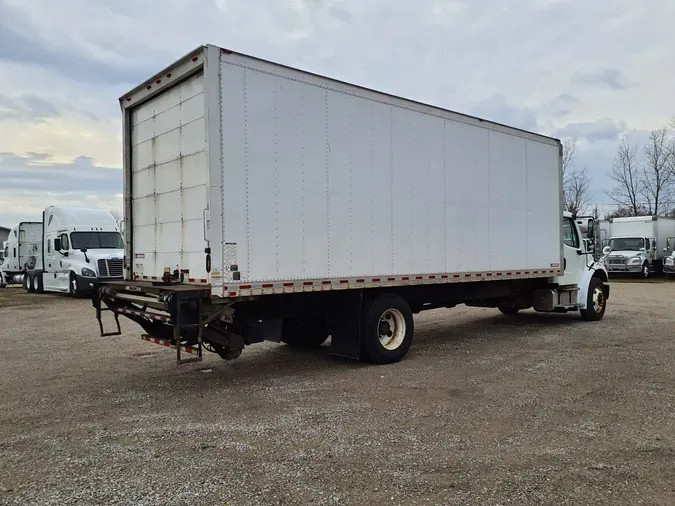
[608,237,644,251]
[70,232,123,250]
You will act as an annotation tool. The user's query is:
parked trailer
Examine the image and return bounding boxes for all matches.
[605,216,675,277]
[24,206,125,295]
[94,44,609,365]
[0,222,42,288]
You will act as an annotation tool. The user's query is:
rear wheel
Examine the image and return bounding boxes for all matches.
[580,277,607,321]
[34,273,44,294]
[361,294,414,364]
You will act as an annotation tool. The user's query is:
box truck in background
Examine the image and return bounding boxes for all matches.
[20,206,125,295]
[605,215,675,277]
[94,44,609,366]
[0,222,42,288]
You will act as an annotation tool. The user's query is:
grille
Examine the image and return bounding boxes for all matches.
[98,258,124,278]
[607,257,625,266]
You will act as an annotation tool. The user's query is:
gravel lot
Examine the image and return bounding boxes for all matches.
[1,282,674,505]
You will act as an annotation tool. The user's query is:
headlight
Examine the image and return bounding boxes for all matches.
[666,257,674,265]
[628,257,642,265]
[81,267,96,277]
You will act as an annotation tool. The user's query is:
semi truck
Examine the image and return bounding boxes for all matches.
[0,222,42,288]
[604,215,675,277]
[21,206,125,295]
[93,44,610,365]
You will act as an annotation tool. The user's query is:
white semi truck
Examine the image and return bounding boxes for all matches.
[21,206,125,295]
[0,222,42,288]
[93,44,610,365]
[605,215,675,277]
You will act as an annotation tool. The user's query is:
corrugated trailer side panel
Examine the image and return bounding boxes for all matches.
[217,50,562,288]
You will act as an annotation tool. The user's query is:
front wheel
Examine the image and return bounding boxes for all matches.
[580,277,607,321]
[361,294,414,364]
[69,272,79,296]
[642,263,650,278]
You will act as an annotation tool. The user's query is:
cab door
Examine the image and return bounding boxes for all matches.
[557,217,587,287]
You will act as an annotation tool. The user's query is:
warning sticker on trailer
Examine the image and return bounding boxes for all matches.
[550,263,560,268]
[135,253,145,259]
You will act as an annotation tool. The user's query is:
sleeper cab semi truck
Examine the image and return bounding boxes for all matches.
[0,222,42,287]
[23,206,125,295]
[93,44,610,365]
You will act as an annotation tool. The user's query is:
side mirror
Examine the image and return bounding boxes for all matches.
[602,246,611,256]
[664,248,668,253]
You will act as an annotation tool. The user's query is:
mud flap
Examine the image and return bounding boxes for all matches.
[327,290,363,360]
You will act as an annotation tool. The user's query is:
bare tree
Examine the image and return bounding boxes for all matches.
[561,137,577,192]
[559,137,591,215]
[606,138,644,216]
[641,127,675,215]
[565,166,591,216]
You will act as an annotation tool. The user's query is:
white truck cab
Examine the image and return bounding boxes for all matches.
[605,236,656,277]
[26,206,125,295]
[663,237,675,275]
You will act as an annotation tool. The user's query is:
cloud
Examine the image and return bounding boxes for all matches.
[1,0,675,221]
[573,67,629,90]
[0,152,121,194]
[556,118,627,144]
[0,93,60,122]
[0,153,122,226]
[470,94,539,131]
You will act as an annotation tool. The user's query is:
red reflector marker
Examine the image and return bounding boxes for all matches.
[192,56,199,62]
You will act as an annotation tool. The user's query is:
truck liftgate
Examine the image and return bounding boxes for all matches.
[93,280,212,365]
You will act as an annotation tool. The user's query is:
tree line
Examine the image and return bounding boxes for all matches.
[563,116,675,220]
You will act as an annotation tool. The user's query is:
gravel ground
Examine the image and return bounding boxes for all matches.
[1,282,674,505]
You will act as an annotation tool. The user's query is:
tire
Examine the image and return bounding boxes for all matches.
[498,301,520,316]
[281,316,330,349]
[361,294,414,364]
[35,273,44,294]
[642,263,650,278]
[23,274,30,293]
[69,272,79,297]
[580,277,607,321]
[28,274,36,293]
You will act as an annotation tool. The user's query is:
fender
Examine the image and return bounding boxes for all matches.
[577,263,609,309]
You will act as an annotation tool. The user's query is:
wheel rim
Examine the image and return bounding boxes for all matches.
[643,266,649,277]
[71,276,77,294]
[378,308,406,350]
[592,286,605,314]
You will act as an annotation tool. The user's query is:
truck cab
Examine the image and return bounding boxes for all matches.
[663,237,675,275]
[605,236,656,277]
[27,206,125,295]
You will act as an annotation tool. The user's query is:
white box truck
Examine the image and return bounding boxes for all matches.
[0,222,42,288]
[93,44,610,365]
[22,206,125,295]
[605,215,675,277]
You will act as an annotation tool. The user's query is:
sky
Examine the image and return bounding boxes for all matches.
[1,0,674,227]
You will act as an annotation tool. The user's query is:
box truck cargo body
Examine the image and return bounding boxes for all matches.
[94,44,609,366]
